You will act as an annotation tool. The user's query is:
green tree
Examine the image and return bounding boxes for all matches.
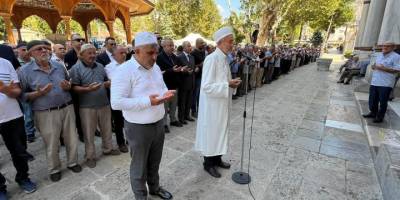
[310,31,324,47]
[56,20,85,36]
[225,12,246,43]
[0,18,4,41]
[22,15,52,35]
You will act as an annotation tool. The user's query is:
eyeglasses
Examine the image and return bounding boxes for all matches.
[109,43,116,46]
[58,48,66,50]
[74,39,85,42]
[32,47,50,52]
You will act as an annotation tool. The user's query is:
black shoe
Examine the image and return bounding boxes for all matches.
[204,166,221,178]
[149,187,173,200]
[185,117,195,122]
[179,120,188,125]
[373,118,384,123]
[26,152,35,162]
[362,112,376,118]
[170,121,183,127]
[67,164,82,173]
[217,161,231,169]
[232,96,238,100]
[49,172,61,182]
[78,134,84,143]
[191,112,198,118]
[337,81,344,83]
[27,135,36,143]
[95,130,101,137]
[164,126,170,133]
[119,145,129,153]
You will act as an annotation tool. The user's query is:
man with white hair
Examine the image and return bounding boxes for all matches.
[69,44,120,169]
[195,27,242,178]
[18,40,82,182]
[363,41,400,123]
[111,32,175,200]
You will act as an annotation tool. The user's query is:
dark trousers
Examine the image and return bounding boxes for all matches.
[272,67,280,80]
[0,117,30,189]
[178,89,193,121]
[112,109,126,146]
[71,93,83,138]
[204,155,222,169]
[369,85,392,119]
[125,120,165,198]
[191,78,201,114]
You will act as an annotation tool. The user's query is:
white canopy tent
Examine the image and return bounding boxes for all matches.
[174,33,216,46]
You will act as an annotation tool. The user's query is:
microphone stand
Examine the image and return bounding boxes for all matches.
[232,62,251,184]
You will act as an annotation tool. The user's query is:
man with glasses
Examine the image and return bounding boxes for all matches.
[97,37,117,66]
[111,32,174,200]
[105,45,129,153]
[363,41,400,123]
[18,40,82,182]
[64,34,85,142]
[65,34,85,70]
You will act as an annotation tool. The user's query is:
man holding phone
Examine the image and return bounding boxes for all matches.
[111,32,174,200]
[195,27,241,178]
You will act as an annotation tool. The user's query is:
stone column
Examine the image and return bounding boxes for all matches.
[355,0,371,47]
[125,19,132,44]
[105,20,115,38]
[2,14,16,44]
[378,0,400,45]
[61,16,72,40]
[361,0,387,48]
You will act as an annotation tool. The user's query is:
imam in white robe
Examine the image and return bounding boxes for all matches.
[195,47,233,156]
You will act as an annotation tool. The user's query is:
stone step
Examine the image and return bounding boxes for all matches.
[355,91,400,200]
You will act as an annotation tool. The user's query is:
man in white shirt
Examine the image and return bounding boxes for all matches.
[195,27,241,178]
[51,44,66,67]
[363,41,400,123]
[111,32,174,200]
[0,58,37,198]
[105,45,129,153]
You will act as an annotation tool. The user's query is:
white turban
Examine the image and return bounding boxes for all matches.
[213,26,234,43]
[134,32,157,47]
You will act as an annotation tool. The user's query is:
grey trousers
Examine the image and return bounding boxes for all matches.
[34,105,78,174]
[125,119,165,199]
[164,90,178,125]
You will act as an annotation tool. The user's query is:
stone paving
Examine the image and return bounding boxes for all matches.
[0,60,384,200]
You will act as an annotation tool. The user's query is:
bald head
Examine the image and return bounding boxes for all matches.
[53,44,66,59]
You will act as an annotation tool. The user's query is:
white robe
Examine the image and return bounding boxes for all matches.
[195,48,233,156]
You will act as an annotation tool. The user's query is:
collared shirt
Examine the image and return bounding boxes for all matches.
[105,60,123,80]
[51,54,65,66]
[111,57,168,124]
[371,51,400,88]
[18,57,33,66]
[18,60,72,111]
[69,60,109,108]
[0,58,23,123]
[106,50,115,63]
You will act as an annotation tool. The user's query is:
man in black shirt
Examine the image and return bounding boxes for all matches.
[156,38,184,132]
[64,34,84,70]
[190,38,206,117]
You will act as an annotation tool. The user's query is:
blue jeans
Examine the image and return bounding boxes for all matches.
[20,101,35,137]
[369,85,392,119]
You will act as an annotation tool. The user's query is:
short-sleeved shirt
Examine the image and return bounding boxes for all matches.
[69,60,109,108]
[18,60,72,111]
[371,51,400,88]
[0,58,23,123]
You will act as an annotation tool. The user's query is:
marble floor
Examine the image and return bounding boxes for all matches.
[0,61,383,200]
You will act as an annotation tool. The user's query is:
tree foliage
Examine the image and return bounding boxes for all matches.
[241,0,355,45]
[310,31,324,47]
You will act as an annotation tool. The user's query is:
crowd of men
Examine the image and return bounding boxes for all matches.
[0,30,320,200]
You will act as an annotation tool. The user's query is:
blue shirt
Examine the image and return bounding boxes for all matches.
[18,60,72,111]
[371,51,400,88]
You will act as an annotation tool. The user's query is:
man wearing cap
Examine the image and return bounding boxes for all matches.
[18,40,82,182]
[16,42,32,66]
[363,42,400,123]
[195,27,241,178]
[111,32,174,200]
[69,44,120,168]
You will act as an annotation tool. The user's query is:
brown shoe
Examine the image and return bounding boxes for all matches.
[103,149,121,156]
[119,145,129,153]
[86,159,96,168]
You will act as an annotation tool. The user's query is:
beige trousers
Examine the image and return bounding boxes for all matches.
[79,105,113,160]
[256,68,264,88]
[34,105,78,174]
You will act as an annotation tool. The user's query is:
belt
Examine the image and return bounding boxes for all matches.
[46,101,73,111]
